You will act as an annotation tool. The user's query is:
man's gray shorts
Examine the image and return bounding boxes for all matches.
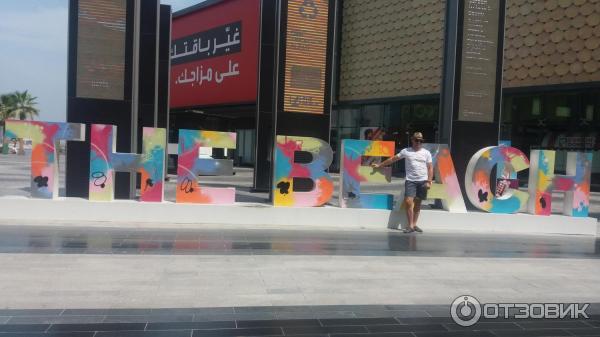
[405,180,428,200]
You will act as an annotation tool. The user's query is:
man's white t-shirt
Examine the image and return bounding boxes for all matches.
[395,147,433,182]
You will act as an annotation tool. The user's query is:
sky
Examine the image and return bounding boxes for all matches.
[0,0,204,122]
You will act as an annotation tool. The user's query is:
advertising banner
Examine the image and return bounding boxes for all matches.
[283,0,329,114]
[76,0,127,100]
[170,0,260,108]
[458,0,501,123]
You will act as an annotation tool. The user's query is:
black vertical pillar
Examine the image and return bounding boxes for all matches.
[253,0,280,192]
[134,0,160,190]
[253,0,338,194]
[438,0,506,208]
[275,0,336,140]
[157,5,172,130]
[66,0,138,199]
[439,0,460,147]
[137,0,160,147]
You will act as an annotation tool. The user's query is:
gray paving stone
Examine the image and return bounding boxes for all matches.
[271,312,324,320]
[2,251,598,309]
[7,315,105,324]
[149,308,212,315]
[0,309,63,316]
[354,310,431,318]
[233,306,314,314]
[276,311,357,320]
[311,306,388,312]
[587,303,600,314]
[102,315,154,323]
[193,312,279,322]
[424,309,451,318]
[102,314,194,323]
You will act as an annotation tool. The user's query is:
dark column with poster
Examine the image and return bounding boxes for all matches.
[66,0,137,199]
[253,0,279,192]
[136,1,168,189]
[66,0,166,199]
[253,0,338,193]
[438,0,506,207]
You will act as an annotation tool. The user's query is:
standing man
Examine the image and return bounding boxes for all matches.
[372,132,433,233]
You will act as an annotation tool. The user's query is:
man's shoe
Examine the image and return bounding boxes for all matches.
[403,228,415,233]
[414,226,423,233]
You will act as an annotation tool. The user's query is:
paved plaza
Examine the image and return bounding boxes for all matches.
[0,224,597,336]
[0,154,599,336]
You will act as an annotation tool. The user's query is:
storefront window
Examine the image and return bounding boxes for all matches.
[501,96,512,126]
[545,94,577,123]
[330,108,339,128]
[510,95,539,122]
[582,92,600,128]
[412,103,437,122]
[361,104,386,126]
[337,108,360,128]
[330,107,360,170]
[584,104,594,122]
[503,90,599,186]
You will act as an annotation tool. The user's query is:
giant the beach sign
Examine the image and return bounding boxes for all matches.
[3,120,594,218]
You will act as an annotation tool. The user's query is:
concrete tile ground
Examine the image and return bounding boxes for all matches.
[0,224,595,310]
[0,254,597,309]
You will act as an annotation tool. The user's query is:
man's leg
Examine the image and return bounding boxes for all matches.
[413,197,422,225]
[413,181,427,232]
[404,196,415,229]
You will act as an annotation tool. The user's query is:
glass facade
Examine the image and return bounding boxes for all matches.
[502,90,600,178]
[332,90,600,184]
[330,100,439,172]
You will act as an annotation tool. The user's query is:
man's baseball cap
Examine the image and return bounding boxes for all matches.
[412,132,424,140]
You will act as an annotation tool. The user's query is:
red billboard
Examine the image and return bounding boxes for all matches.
[170,0,260,109]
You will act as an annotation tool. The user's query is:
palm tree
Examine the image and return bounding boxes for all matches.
[1,94,14,154]
[9,90,39,121]
[0,94,14,122]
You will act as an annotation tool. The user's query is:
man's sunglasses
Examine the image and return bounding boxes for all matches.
[413,139,423,143]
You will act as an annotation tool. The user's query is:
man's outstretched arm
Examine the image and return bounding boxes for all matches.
[372,154,400,169]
